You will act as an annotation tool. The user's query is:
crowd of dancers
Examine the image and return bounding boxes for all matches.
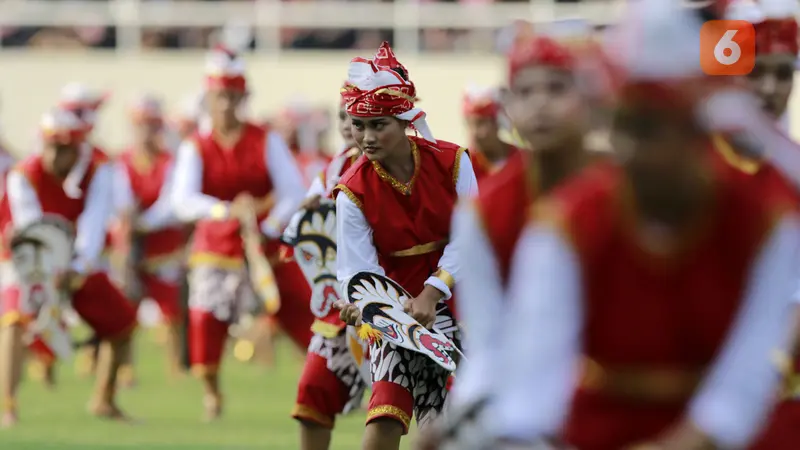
[2,0,800,449]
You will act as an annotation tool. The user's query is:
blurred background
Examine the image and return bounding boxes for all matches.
[0,0,629,154]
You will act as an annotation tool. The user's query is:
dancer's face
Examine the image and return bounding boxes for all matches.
[746,53,795,118]
[338,108,357,149]
[42,142,80,179]
[505,66,587,151]
[464,115,501,151]
[206,88,244,127]
[349,115,408,162]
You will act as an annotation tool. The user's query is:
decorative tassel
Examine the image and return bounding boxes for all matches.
[356,323,383,344]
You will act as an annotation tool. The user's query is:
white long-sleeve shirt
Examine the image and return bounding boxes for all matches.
[170,130,306,238]
[6,162,114,275]
[335,151,478,300]
[111,160,178,232]
[488,216,800,447]
[449,199,506,406]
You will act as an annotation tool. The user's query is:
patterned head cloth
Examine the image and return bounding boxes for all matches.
[462,84,502,118]
[341,41,435,143]
[727,0,799,56]
[603,0,715,113]
[129,93,164,125]
[58,82,109,131]
[40,108,86,146]
[205,44,247,92]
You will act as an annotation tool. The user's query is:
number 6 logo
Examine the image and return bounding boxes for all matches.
[701,20,755,76]
[714,30,741,65]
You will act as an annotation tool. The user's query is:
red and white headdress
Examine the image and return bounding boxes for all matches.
[727,0,799,56]
[58,82,109,130]
[462,84,501,118]
[602,0,718,113]
[129,93,164,124]
[40,108,86,146]
[341,42,435,142]
[205,45,247,92]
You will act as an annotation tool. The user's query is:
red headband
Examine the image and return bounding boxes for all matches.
[462,95,500,118]
[41,127,85,146]
[508,36,577,84]
[341,42,419,118]
[205,75,247,92]
[755,19,799,55]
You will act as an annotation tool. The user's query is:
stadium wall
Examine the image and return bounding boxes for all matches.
[0,51,505,155]
[1,51,797,155]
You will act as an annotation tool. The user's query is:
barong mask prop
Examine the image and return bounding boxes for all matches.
[346,272,458,371]
[341,41,436,143]
[283,201,371,382]
[9,216,75,360]
[284,201,340,319]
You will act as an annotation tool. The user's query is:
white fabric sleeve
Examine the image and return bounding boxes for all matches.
[171,139,227,222]
[449,200,506,407]
[423,151,479,299]
[487,225,583,441]
[111,162,135,215]
[260,131,307,238]
[137,162,179,231]
[305,175,326,199]
[6,170,43,230]
[335,193,385,293]
[689,215,800,448]
[72,164,114,274]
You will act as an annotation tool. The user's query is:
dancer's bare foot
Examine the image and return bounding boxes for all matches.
[203,394,222,422]
[0,411,17,429]
[118,365,137,389]
[88,401,134,423]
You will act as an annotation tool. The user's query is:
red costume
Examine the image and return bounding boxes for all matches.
[332,42,477,432]
[723,2,800,447]
[0,144,136,342]
[113,148,185,322]
[292,145,366,429]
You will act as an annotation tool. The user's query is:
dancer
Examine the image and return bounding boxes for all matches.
[171,45,313,421]
[0,108,137,427]
[290,88,366,450]
[333,42,477,450]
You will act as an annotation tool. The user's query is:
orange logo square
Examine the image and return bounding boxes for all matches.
[700,20,756,76]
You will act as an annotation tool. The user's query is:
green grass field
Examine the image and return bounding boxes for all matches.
[0,328,416,449]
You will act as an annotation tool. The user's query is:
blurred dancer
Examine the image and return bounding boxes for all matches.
[291,86,365,450]
[487,2,800,448]
[57,82,111,379]
[436,28,603,450]
[0,109,137,427]
[275,100,332,185]
[719,1,800,448]
[332,42,477,450]
[110,94,186,381]
[166,92,205,153]
[461,85,516,183]
[170,45,313,421]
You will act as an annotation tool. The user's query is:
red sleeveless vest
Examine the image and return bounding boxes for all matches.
[334,136,465,301]
[188,123,275,266]
[542,159,791,450]
[118,149,186,264]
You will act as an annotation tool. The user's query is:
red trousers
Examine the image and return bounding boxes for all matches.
[140,273,181,323]
[188,260,313,373]
[2,272,137,362]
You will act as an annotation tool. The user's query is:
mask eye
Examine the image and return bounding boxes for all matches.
[301,249,314,262]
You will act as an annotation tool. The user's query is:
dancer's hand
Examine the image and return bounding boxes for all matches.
[54,269,81,293]
[299,194,321,211]
[230,192,256,223]
[334,300,362,326]
[404,285,440,329]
